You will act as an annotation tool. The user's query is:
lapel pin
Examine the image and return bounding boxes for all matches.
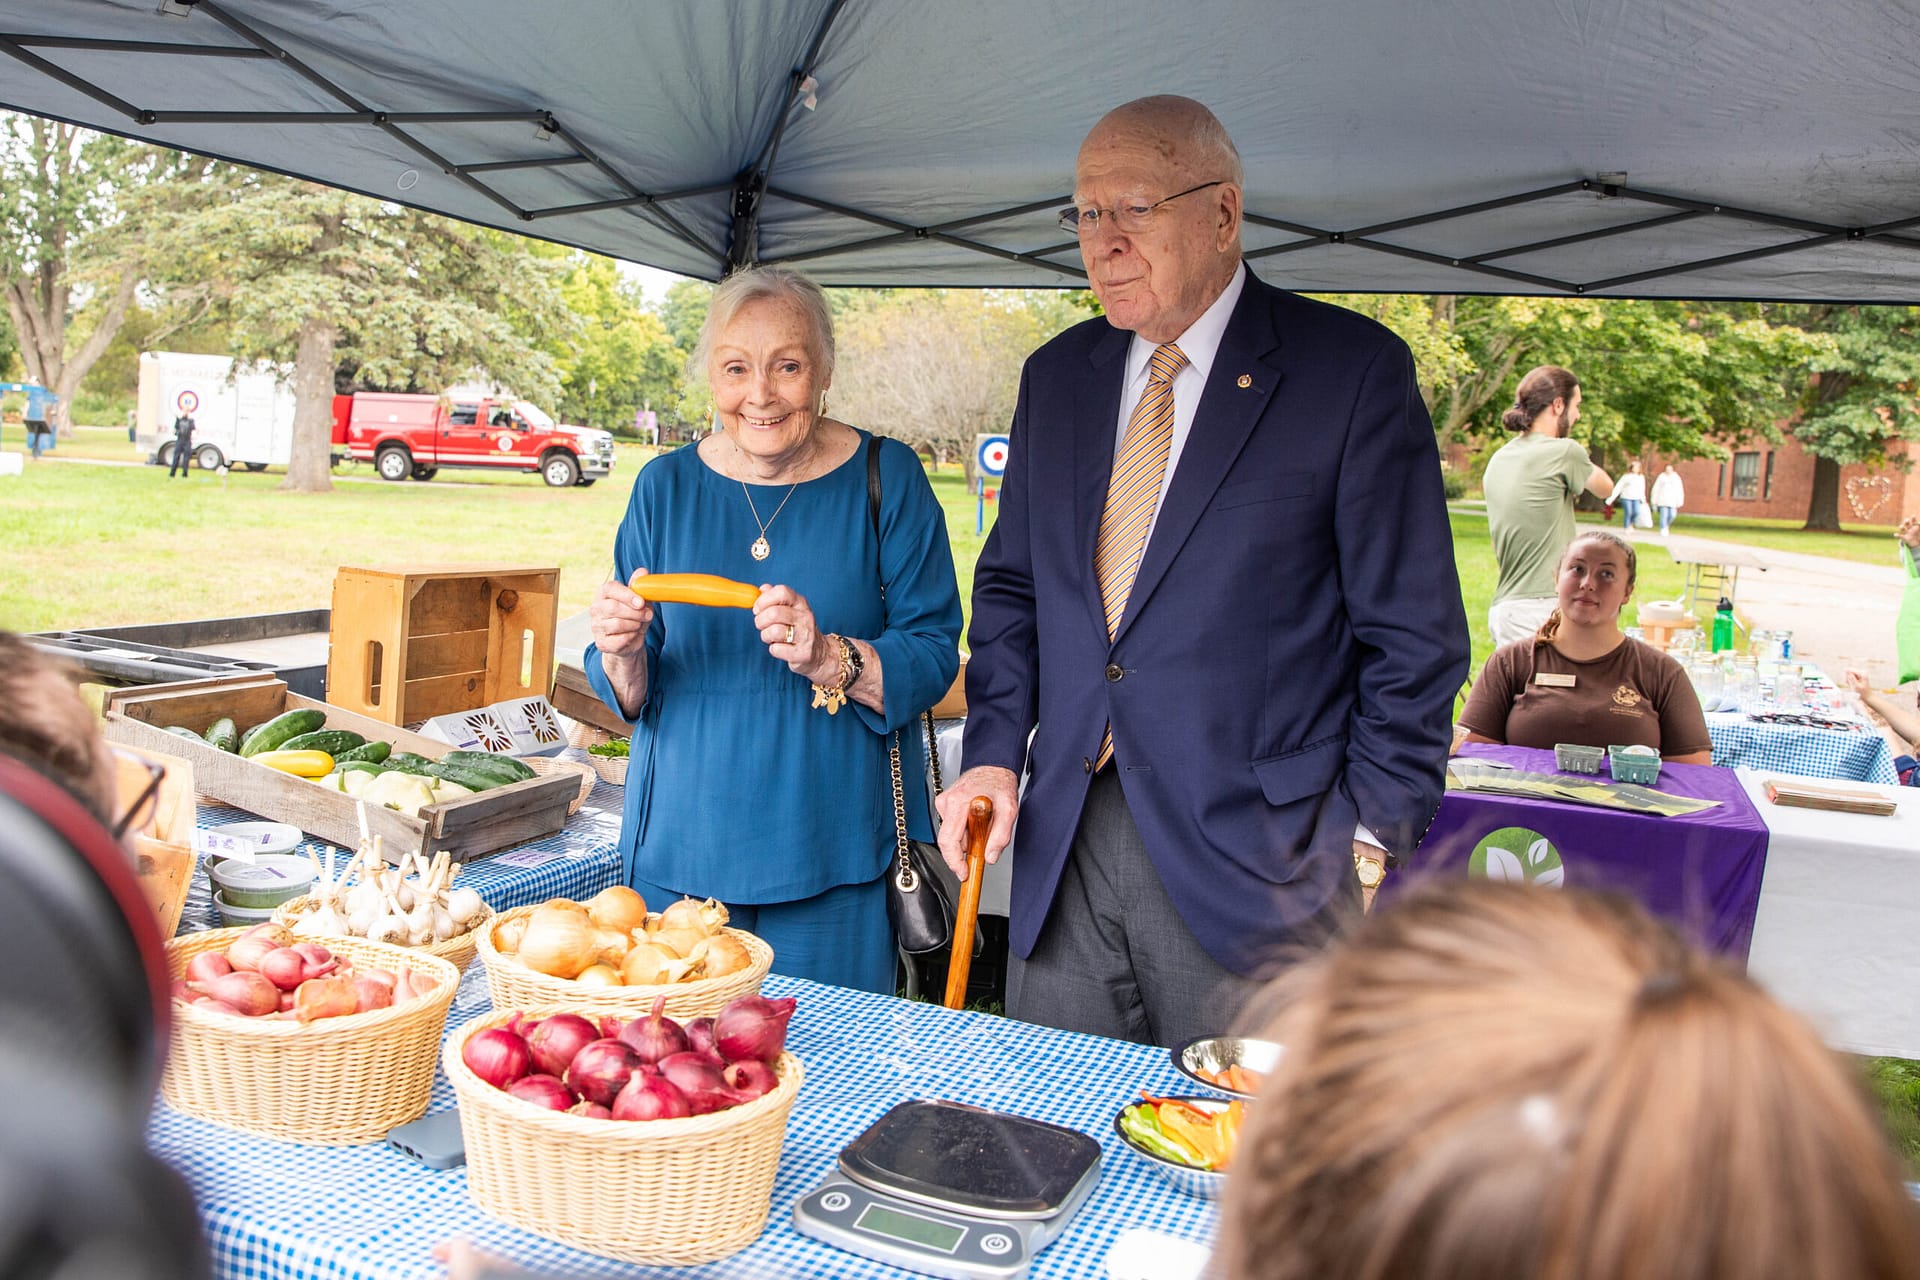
[1236,374,1253,388]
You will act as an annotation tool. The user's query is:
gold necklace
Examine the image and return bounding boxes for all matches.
[742,480,800,561]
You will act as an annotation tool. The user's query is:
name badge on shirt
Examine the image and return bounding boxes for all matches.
[1533,672,1577,687]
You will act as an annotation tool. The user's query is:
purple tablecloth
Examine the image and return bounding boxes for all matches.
[1393,744,1771,960]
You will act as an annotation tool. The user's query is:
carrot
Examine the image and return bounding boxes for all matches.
[1224,1064,1262,1095]
[627,572,759,609]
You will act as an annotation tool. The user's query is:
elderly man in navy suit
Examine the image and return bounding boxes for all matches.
[937,96,1468,1046]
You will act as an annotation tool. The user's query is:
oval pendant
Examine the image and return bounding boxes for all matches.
[751,536,771,561]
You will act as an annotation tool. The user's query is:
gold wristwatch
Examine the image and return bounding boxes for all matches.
[1355,852,1387,890]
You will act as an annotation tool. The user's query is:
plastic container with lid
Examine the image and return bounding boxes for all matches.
[206,853,315,910]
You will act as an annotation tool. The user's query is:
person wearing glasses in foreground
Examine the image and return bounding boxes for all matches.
[1459,530,1712,763]
[0,631,122,824]
[940,96,1468,1047]
[1215,880,1920,1280]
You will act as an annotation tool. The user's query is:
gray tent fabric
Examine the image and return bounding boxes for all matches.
[3,0,1920,300]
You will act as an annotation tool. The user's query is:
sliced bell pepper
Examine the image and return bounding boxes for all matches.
[1157,1102,1225,1170]
[1120,1103,1205,1167]
[1212,1100,1245,1170]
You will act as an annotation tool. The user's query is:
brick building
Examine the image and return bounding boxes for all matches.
[1648,433,1917,527]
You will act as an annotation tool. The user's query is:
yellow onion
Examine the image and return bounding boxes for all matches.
[659,895,729,936]
[621,938,702,986]
[650,922,708,960]
[586,885,648,934]
[518,901,598,979]
[493,913,529,955]
[592,927,635,968]
[575,963,622,987]
[700,932,753,979]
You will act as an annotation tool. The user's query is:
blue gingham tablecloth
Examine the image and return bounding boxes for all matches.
[146,966,1217,1279]
[178,763,626,934]
[1707,712,1899,785]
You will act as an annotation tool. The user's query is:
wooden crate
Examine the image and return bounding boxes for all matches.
[327,565,561,727]
[100,674,577,865]
[549,661,633,737]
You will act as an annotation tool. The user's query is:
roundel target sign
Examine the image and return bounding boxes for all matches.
[174,389,200,415]
[975,433,1009,477]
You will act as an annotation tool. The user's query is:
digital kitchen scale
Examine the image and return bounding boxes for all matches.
[793,1099,1103,1280]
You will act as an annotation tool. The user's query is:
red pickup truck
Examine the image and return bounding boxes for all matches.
[330,392,615,487]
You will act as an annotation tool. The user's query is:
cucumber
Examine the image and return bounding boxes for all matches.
[334,740,391,765]
[383,751,438,776]
[161,725,203,741]
[423,760,504,792]
[335,759,387,776]
[239,708,327,757]
[442,750,536,784]
[278,728,366,756]
[203,717,239,753]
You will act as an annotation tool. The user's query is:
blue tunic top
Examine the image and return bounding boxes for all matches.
[585,431,962,903]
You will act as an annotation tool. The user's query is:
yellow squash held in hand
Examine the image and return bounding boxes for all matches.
[627,572,758,609]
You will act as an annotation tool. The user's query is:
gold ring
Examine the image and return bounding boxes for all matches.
[786,624,796,645]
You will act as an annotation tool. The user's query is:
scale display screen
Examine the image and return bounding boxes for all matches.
[855,1202,966,1254]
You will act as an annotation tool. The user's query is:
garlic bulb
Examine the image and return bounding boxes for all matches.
[430,904,457,942]
[447,887,486,929]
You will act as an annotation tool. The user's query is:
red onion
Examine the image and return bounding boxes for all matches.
[185,952,233,983]
[506,1073,575,1111]
[684,1016,717,1057]
[619,995,689,1065]
[657,1051,735,1114]
[525,1013,600,1079]
[612,1071,691,1121]
[568,1100,612,1120]
[462,1027,534,1090]
[564,1039,642,1108]
[722,1058,779,1101]
[714,995,796,1064]
[597,1015,626,1040]
[187,971,279,1017]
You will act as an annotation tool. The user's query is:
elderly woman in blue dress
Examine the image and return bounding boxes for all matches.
[585,266,962,993]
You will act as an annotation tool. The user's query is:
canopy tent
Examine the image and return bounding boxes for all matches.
[3,0,1920,301]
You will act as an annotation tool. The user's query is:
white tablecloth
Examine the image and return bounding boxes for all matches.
[1742,768,1920,1059]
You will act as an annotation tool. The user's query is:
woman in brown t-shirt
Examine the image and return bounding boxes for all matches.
[1460,531,1712,762]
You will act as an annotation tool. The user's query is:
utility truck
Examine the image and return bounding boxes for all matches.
[135,351,294,471]
[329,391,614,487]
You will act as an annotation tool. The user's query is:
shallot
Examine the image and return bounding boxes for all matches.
[292,975,360,1023]
[184,952,233,983]
[351,976,394,1011]
[506,1074,575,1111]
[462,1027,533,1089]
[187,971,279,1017]
[612,1071,691,1121]
[714,995,796,1064]
[524,1013,599,1079]
[257,947,311,992]
[618,995,688,1065]
[224,932,283,974]
[564,1039,643,1108]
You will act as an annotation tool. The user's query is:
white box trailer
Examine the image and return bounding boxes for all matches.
[135,351,295,471]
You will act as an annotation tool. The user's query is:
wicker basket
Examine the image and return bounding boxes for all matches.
[476,905,772,1020]
[446,1009,803,1264]
[269,895,494,973]
[162,928,459,1143]
[521,756,597,814]
[580,748,629,786]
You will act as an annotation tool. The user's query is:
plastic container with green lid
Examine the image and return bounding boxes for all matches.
[206,854,315,910]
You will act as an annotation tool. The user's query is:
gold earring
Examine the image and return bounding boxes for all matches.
[818,396,829,417]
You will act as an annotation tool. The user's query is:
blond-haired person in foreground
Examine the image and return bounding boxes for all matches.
[1216,882,1920,1280]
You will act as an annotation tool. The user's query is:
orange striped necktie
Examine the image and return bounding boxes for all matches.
[1092,341,1187,770]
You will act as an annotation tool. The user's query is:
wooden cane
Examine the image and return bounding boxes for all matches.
[943,796,994,1010]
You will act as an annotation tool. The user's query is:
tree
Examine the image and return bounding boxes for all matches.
[150,168,567,492]
[1778,304,1920,530]
[832,290,1081,477]
[0,115,171,434]
[550,255,684,433]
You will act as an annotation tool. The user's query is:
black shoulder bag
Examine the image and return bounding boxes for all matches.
[868,437,958,955]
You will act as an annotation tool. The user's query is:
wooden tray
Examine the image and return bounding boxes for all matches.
[101,673,577,864]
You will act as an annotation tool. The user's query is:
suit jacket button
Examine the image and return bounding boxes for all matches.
[1083,757,1093,773]
[1105,663,1124,682]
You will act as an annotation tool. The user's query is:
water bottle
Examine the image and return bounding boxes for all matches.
[1711,597,1735,653]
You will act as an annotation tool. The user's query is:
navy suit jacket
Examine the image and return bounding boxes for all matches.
[963,269,1469,975]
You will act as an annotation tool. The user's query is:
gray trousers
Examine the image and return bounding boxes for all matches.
[1007,769,1263,1048]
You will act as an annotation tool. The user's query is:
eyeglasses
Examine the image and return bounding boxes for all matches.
[1057,180,1226,237]
[111,755,166,841]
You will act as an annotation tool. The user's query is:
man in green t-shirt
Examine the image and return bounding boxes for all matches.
[1482,366,1613,645]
